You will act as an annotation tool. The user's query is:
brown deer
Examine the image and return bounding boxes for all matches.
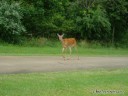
[57,33,79,60]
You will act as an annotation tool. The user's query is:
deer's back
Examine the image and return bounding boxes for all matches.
[63,38,76,47]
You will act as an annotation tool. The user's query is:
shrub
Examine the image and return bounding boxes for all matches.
[79,40,89,48]
[21,37,59,47]
[0,1,26,44]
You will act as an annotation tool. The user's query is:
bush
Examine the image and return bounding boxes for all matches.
[79,40,104,48]
[20,37,59,47]
[79,40,89,48]
[0,1,26,44]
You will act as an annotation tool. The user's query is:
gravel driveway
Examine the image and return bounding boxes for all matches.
[0,56,128,74]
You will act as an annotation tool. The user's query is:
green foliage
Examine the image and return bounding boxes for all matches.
[75,5,111,41]
[0,0,128,47]
[21,0,45,37]
[115,30,128,48]
[20,37,60,47]
[103,0,128,43]
[0,1,26,43]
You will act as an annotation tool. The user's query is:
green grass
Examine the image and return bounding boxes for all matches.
[0,68,128,96]
[0,45,128,56]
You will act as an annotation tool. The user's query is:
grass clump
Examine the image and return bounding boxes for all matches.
[20,37,60,47]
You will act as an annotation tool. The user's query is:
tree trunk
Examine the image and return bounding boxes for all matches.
[112,27,115,45]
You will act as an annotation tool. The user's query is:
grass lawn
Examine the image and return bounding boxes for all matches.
[0,45,128,96]
[0,68,128,96]
[0,45,128,56]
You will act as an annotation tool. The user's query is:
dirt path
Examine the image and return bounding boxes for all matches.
[0,56,128,74]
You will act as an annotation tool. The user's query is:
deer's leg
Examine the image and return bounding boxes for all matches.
[62,47,65,60]
[69,47,72,60]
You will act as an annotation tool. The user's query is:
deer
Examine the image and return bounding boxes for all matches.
[57,33,79,60]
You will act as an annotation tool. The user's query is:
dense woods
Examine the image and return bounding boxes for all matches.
[0,0,128,47]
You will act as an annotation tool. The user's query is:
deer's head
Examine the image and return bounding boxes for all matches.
[57,33,64,41]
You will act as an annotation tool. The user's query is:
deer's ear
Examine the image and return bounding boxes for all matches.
[57,33,59,36]
[62,33,64,37]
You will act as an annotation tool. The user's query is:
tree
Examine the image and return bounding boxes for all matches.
[69,0,111,42]
[0,1,26,43]
[103,0,128,45]
[1,0,127,47]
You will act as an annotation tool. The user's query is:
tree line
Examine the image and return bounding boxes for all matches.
[0,0,128,47]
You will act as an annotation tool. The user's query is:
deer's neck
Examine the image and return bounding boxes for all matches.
[60,38,64,43]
